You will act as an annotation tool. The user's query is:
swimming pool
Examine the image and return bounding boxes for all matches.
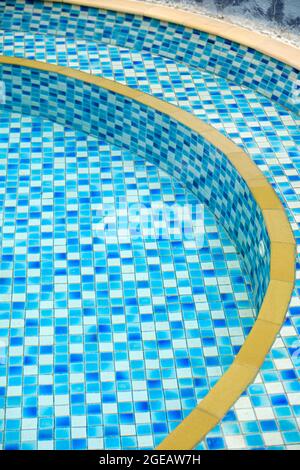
[0,0,298,451]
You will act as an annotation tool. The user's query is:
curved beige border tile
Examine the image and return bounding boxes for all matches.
[0,55,296,449]
[49,0,300,70]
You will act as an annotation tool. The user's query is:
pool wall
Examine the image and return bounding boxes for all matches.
[0,60,270,311]
[0,0,299,115]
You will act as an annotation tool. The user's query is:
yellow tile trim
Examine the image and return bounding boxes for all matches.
[49,0,300,71]
[0,56,295,449]
[258,280,295,325]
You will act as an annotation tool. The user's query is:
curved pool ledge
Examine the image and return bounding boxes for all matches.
[50,0,300,71]
[0,0,299,450]
[0,56,295,449]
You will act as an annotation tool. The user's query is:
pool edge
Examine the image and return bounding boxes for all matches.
[49,0,300,71]
[0,55,296,450]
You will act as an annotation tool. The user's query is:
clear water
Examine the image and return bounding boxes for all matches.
[0,110,254,450]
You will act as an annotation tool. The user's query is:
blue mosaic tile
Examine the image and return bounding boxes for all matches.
[0,0,299,451]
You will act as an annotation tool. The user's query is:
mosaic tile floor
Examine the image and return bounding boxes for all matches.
[0,30,299,450]
[0,110,255,450]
